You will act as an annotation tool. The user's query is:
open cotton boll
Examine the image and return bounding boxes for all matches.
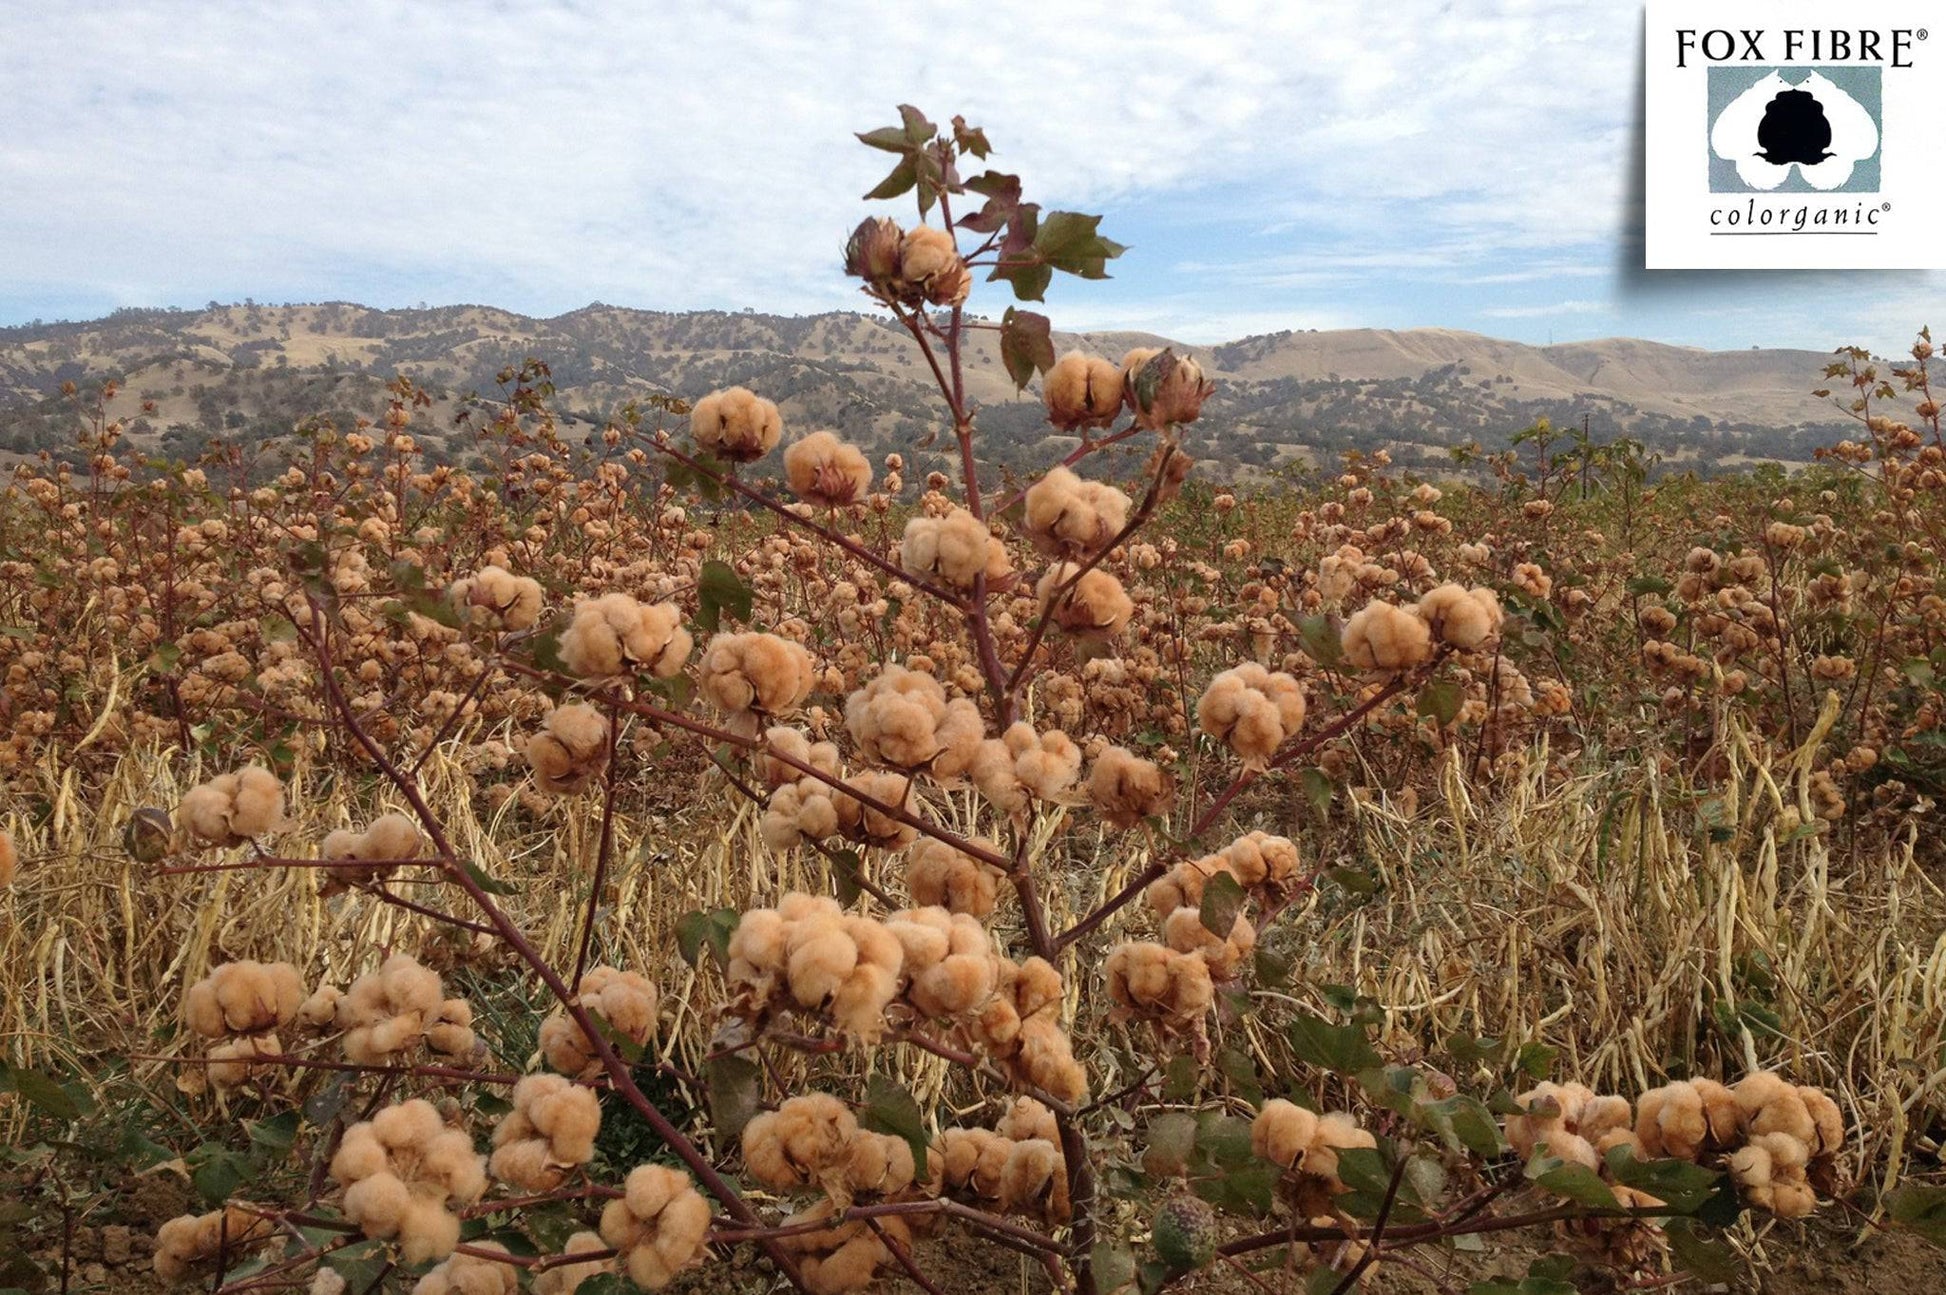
[1252,1099,1321,1170]
[1196,664,1307,768]
[843,664,952,769]
[690,386,783,462]
[699,632,817,718]
[558,593,692,680]
[741,1094,860,1190]
[532,1231,614,1295]
[831,769,917,849]
[1042,353,1125,433]
[900,509,1012,590]
[1161,906,1256,979]
[178,766,286,847]
[757,726,841,789]
[1416,583,1504,650]
[898,225,971,306]
[1023,466,1131,556]
[761,778,842,850]
[489,1074,602,1190]
[319,811,425,893]
[526,703,610,795]
[1340,602,1434,674]
[339,953,460,1065]
[412,1242,520,1295]
[1105,941,1214,1027]
[539,966,659,1079]
[1087,745,1172,828]
[773,1200,908,1295]
[450,565,544,632]
[1036,563,1133,639]
[331,1099,485,1261]
[0,832,16,889]
[784,431,872,507]
[905,836,1005,919]
[153,1207,276,1284]
[183,960,308,1037]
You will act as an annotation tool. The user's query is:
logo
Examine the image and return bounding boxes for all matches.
[1709,67,1879,192]
[1644,1,1943,269]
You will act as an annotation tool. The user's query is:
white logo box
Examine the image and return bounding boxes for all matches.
[1644,0,1944,268]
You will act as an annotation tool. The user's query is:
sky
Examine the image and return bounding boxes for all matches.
[1,1,1938,353]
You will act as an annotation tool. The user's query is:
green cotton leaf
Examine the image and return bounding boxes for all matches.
[864,154,919,201]
[1287,1011,1381,1076]
[1515,1040,1558,1079]
[1627,575,1673,596]
[1665,1218,1741,1283]
[459,858,518,896]
[247,1109,300,1155]
[1215,1045,1263,1105]
[896,103,936,145]
[1032,211,1126,278]
[1422,1094,1507,1158]
[1199,870,1247,938]
[991,258,1053,304]
[675,908,739,969]
[696,559,754,634]
[1297,614,1345,668]
[862,1074,930,1181]
[1533,1160,1618,1209]
[856,126,911,153]
[950,115,991,159]
[0,1061,80,1121]
[1143,1112,1198,1178]
[999,307,1055,391]
[1192,1161,1279,1217]
[1606,1147,1721,1213]
[1325,866,1377,896]
[1888,1183,1946,1244]
[827,848,865,906]
[1161,1054,1200,1101]
[1252,946,1294,988]
[573,1275,635,1295]
[1416,678,1463,727]
[258,613,298,643]
[704,1055,764,1142]
[1299,767,1334,819]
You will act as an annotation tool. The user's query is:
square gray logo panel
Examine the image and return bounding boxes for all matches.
[1708,66,1882,193]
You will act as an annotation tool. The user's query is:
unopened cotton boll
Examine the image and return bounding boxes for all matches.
[690,386,782,462]
[784,431,872,507]
[557,593,691,679]
[178,765,285,847]
[526,703,610,795]
[1340,601,1434,673]
[1042,353,1125,432]
[1121,348,1213,430]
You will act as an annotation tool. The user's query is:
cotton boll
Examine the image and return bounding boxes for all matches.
[1738,1072,1816,1144]
[398,1197,462,1265]
[179,766,286,847]
[1161,906,1255,979]
[1023,466,1130,556]
[1340,602,1434,673]
[1252,1099,1320,1169]
[996,1096,1059,1145]
[784,431,872,507]
[533,1231,614,1295]
[559,593,692,680]
[1691,1078,1741,1147]
[373,1098,445,1150]
[699,632,816,718]
[601,1165,711,1289]
[343,1172,412,1237]
[785,916,859,1008]
[451,565,544,632]
[758,726,840,789]
[844,664,950,768]
[832,769,916,848]
[1416,583,1503,650]
[527,703,610,794]
[1087,745,1172,828]
[999,1139,1063,1214]
[1798,1086,1844,1157]
[1306,1113,1378,1190]
[690,386,783,462]
[900,510,1011,590]
[1042,353,1124,433]
[1036,564,1133,638]
[413,1243,519,1295]
[1197,663,1308,768]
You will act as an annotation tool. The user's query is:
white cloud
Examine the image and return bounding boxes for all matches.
[0,1,1639,321]
[1479,299,1614,318]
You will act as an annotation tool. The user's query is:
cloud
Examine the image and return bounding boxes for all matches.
[1479,299,1614,319]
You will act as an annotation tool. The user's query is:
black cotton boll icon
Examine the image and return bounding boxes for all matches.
[1756,89,1834,166]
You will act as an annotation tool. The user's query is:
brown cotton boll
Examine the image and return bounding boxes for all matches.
[414,1244,520,1295]
[1417,583,1503,650]
[533,1231,613,1295]
[845,1130,917,1197]
[1649,1083,1709,1161]
[1197,663,1307,768]
[936,1128,992,1189]
[179,766,286,847]
[582,967,659,1044]
[343,1171,412,1237]
[833,769,916,848]
[1596,1128,1644,1161]
[785,916,859,1008]
[785,431,873,507]
[1043,353,1125,432]
[1252,1100,1320,1169]
[1088,745,1172,828]
[426,1001,477,1058]
[798,1231,890,1295]
[1023,466,1131,556]
[206,1033,279,1088]
[320,828,363,860]
[1729,1142,1774,1198]
[997,1096,1059,1145]
[758,726,840,788]
[913,953,996,1019]
[526,1080,602,1165]
[906,838,1002,918]
[360,813,425,861]
[373,1098,445,1150]
[538,1011,597,1078]
[558,593,693,680]
[1579,1094,1633,1142]
[1689,1078,1740,1146]
[1538,1129,1600,1173]
[691,386,783,462]
[1011,957,1066,1023]
[527,703,610,794]
[451,565,545,633]
[830,961,900,1042]
[183,978,227,1038]
[489,1138,561,1191]
[1798,1087,1843,1157]
[928,698,986,783]
[1016,1020,1088,1104]
[330,1124,388,1183]
[970,738,1026,814]
[727,908,789,987]
[884,908,952,973]
[1341,601,1434,673]
[1228,831,1300,891]
[999,1138,1063,1213]
[899,226,966,301]
[699,632,816,717]
[1106,941,1172,1013]
[1037,564,1134,638]
[398,1197,462,1265]
[844,664,948,768]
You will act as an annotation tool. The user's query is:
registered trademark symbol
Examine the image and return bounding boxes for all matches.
[1918,28,1929,39]
[1883,202,1893,213]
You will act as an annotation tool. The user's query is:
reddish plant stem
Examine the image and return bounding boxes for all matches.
[300,602,811,1292]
